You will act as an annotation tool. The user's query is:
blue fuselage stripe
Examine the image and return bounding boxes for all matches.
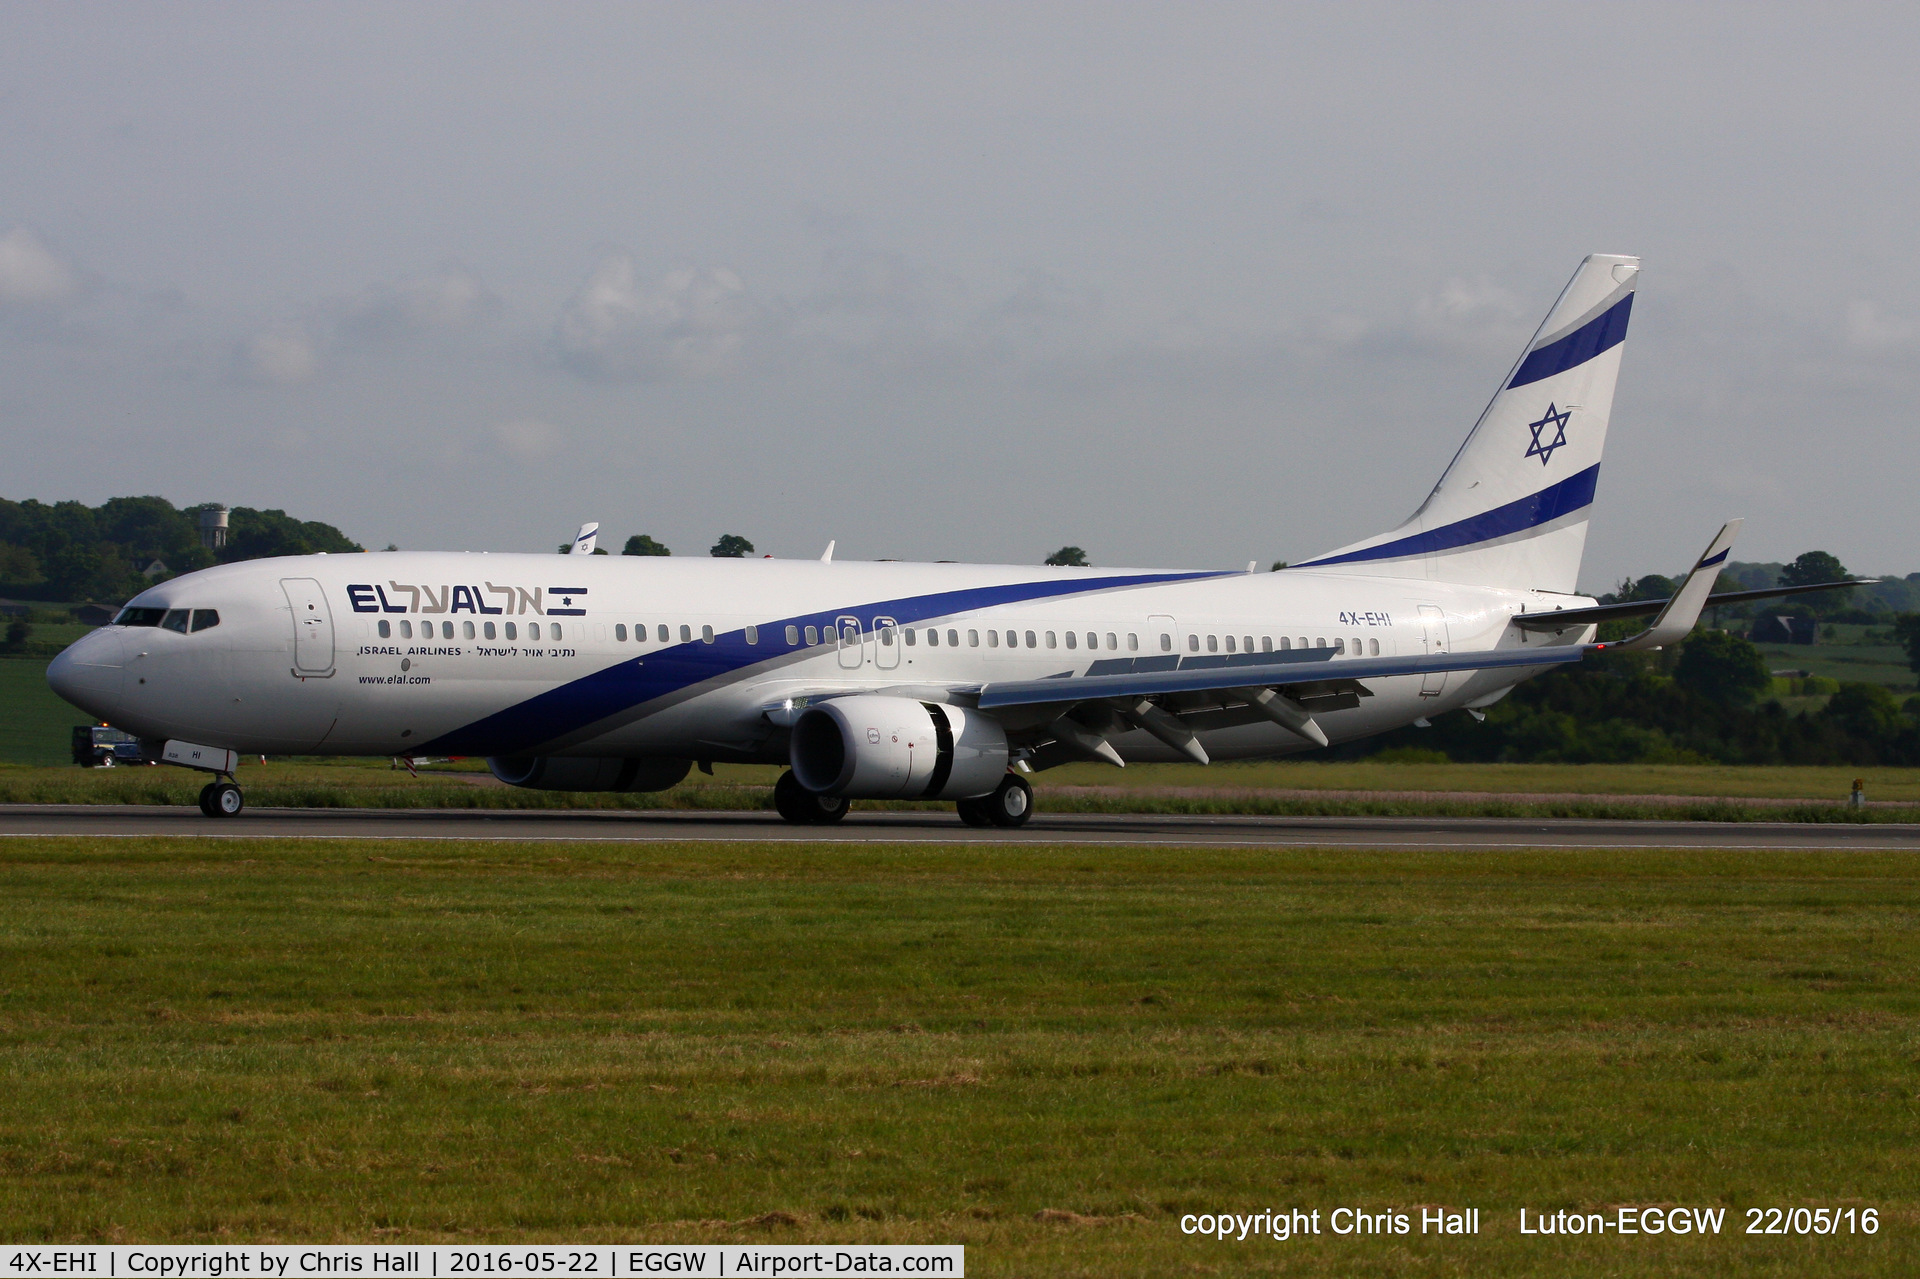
[418,570,1231,756]
[1508,294,1633,388]
[1294,463,1601,569]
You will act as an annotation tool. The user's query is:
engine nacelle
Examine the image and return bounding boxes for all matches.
[486,756,692,792]
[790,695,1008,799]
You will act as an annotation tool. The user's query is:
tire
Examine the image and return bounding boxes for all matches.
[954,797,994,827]
[774,770,815,823]
[984,773,1033,828]
[207,781,244,818]
[774,770,850,825]
[197,783,218,817]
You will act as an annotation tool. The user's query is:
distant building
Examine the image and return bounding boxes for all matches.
[141,559,170,579]
[1749,615,1818,645]
[74,602,119,627]
[198,506,230,550]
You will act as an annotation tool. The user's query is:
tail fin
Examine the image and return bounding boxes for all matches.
[1295,254,1638,593]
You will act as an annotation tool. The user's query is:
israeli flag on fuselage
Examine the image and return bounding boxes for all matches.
[1296,254,1638,594]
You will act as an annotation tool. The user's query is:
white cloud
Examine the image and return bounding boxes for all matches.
[239,323,321,384]
[493,417,562,459]
[1845,299,1915,350]
[553,253,761,381]
[1415,277,1526,330]
[0,227,77,305]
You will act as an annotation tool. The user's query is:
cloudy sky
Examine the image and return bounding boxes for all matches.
[2,2,1916,589]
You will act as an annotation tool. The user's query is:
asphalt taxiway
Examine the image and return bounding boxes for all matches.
[2,805,1917,849]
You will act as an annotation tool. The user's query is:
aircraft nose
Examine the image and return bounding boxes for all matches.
[47,629,127,720]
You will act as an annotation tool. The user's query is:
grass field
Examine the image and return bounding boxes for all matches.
[0,657,81,767]
[0,837,1913,1274]
[5,758,1920,824]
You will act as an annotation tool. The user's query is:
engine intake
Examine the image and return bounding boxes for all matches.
[486,756,692,792]
[790,695,1008,799]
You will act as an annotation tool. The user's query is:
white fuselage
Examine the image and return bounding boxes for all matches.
[48,552,1593,766]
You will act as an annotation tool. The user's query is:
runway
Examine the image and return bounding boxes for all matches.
[3,804,1918,849]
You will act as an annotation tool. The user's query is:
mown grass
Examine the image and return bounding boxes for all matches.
[4,758,1918,823]
[0,837,1916,1274]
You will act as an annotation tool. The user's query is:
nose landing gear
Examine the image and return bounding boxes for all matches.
[197,779,245,818]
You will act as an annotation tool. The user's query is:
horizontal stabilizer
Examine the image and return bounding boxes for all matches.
[1596,520,1740,653]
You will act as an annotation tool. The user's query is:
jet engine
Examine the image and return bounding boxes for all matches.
[486,756,692,792]
[790,695,1008,799]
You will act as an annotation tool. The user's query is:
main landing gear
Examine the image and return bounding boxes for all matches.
[774,770,850,825]
[956,772,1033,829]
[197,778,245,818]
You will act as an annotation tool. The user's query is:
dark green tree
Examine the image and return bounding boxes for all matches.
[1044,546,1089,567]
[710,534,754,558]
[2,619,29,652]
[1892,614,1920,676]
[218,508,361,562]
[1824,682,1904,741]
[1672,630,1772,706]
[623,534,672,556]
[1778,550,1854,617]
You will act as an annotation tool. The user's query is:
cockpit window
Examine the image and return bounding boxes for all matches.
[161,610,191,634]
[114,607,168,627]
[190,609,220,633]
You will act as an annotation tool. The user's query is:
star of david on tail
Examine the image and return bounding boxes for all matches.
[1525,403,1571,466]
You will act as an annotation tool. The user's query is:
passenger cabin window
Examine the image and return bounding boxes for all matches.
[657,624,669,642]
[1026,630,1037,648]
[161,610,190,634]
[1314,636,1326,648]
[1259,636,1272,652]
[191,609,220,633]
[1370,638,1380,656]
[702,625,715,644]
[1280,636,1290,650]
[746,625,758,645]
[925,628,939,646]
[987,629,998,647]
[804,625,819,645]
[615,624,627,642]
[948,629,959,647]
[1224,636,1236,653]
[528,622,541,640]
[680,624,692,642]
[1243,635,1254,652]
[485,622,497,639]
[1127,633,1138,651]
[463,621,476,639]
[442,621,455,640]
[1107,633,1118,650]
[1187,634,1199,652]
[1046,631,1057,648]
[400,620,413,639]
[1298,636,1309,649]
[880,624,895,647]
[378,620,391,638]
[1160,633,1172,652]
[904,628,915,646]
[1065,631,1076,650]
[1333,638,1345,654]
[505,622,517,640]
[1206,635,1218,653]
[113,607,168,627]
[967,629,979,647]
[786,625,800,645]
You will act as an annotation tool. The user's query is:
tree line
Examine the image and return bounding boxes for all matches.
[0,496,359,604]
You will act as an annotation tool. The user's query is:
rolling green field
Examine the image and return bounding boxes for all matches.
[0,657,81,767]
[0,836,1914,1274]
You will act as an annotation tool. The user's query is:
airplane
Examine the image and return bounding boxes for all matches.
[47,254,1860,823]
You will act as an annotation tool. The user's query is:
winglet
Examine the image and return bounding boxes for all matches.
[571,522,599,556]
[820,540,835,563]
[1598,519,1741,653]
